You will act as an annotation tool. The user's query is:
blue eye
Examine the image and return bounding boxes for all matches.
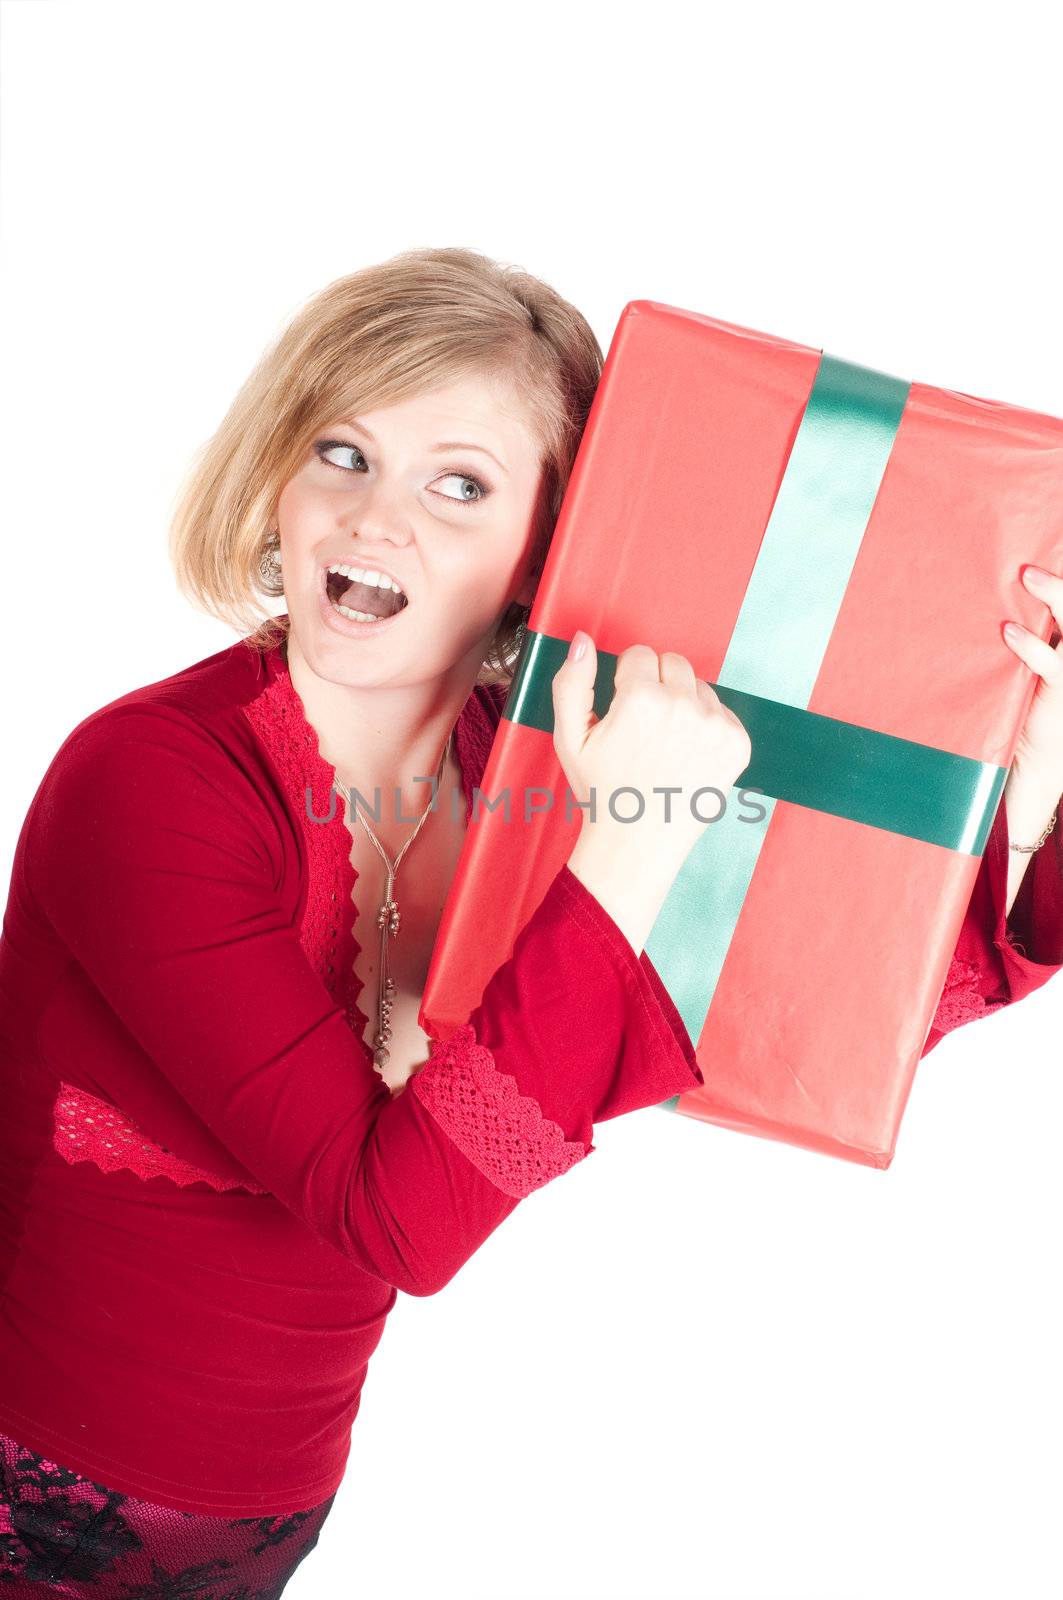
[314,440,490,507]
[435,472,489,505]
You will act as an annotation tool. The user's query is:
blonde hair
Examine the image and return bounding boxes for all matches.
[167,246,603,684]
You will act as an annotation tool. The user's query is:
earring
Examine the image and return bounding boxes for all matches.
[259,529,282,588]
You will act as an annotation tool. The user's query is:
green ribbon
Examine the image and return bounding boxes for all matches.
[503,633,1005,854]
[499,353,1008,1104]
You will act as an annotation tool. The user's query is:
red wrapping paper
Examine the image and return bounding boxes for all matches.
[421,301,1063,1166]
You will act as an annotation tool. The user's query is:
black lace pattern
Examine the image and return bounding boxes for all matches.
[0,1430,336,1598]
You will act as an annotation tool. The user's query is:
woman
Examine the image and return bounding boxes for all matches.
[1,246,1061,1596]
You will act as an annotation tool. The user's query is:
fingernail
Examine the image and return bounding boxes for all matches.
[1004,622,1025,639]
[569,630,588,662]
[1023,566,1051,588]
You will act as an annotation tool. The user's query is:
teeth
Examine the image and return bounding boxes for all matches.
[326,562,406,598]
[335,604,390,623]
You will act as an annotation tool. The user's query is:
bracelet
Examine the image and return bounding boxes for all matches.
[1008,804,1058,853]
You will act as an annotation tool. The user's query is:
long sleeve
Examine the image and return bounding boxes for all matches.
[26,706,703,1299]
[921,788,1063,1056]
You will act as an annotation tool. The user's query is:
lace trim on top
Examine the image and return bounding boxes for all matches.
[240,655,373,1052]
[932,954,1006,1033]
[52,1082,269,1193]
[410,1023,589,1198]
[453,681,507,824]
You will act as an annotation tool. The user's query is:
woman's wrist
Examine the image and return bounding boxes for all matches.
[1004,765,1059,847]
[566,829,683,957]
[1003,766,1061,917]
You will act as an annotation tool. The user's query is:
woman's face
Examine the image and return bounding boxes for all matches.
[275,371,547,687]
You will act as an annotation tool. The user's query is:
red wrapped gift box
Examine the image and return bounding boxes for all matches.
[420,301,1063,1168]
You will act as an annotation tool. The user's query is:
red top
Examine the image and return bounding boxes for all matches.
[0,626,1059,1516]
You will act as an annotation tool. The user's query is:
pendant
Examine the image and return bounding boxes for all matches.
[372,974,396,1071]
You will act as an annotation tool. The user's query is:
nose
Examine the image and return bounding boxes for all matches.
[346,475,414,549]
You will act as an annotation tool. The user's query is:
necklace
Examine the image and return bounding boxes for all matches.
[336,729,454,1077]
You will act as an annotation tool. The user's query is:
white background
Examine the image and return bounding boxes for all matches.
[2,3,1061,1597]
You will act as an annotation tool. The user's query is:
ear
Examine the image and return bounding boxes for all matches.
[513,568,539,609]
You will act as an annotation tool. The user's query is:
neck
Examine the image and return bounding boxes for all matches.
[283,629,474,834]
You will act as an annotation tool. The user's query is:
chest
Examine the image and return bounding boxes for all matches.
[342,782,468,1096]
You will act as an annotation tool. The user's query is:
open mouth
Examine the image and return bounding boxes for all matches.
[324,564,410,623]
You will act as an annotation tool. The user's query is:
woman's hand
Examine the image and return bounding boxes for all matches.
[552,631,753,954]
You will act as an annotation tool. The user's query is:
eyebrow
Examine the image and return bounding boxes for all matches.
[337,418,508,475]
